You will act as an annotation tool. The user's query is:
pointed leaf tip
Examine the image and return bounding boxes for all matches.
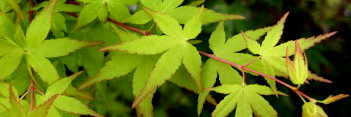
[321,94,349,104]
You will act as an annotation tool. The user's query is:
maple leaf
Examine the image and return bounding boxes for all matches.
[0,0,102,84]
[100,6,205,108]
[210,84,277,117]
[198,21,272,115]
[244,12,336,86]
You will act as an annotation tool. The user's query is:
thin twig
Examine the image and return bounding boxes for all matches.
[29,0,34,22]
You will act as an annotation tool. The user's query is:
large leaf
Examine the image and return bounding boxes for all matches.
[211,84,277,117]
[32,38,103,58]
[26,0,57,47]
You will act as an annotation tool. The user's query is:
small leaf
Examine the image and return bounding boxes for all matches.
[182,43,202,89]
[140,0,162,11]
[76,3,99,28]
[242,31,261,54]
[43,71,83,102]
[160,0,183,13]
[144,8,184,38]
[167,6,245,24]
[307,73,333,83]
[0,11,17,41]
[321,94,349,104]
[54,95,102,117]
[208,22,225,53]
[100,35,179,55]
[78,53,140,89]
[0,51,23,80]
[211,84,277,117]
[133,46,183,108]
[28,95,58,117]
[107,1,131,20]
[27,53,59,84]
[269,32,337,57]
[26,0,57,47]
[183,6,203,39]
[121,11,152,24]
[260,12,289,55]
[32,38,103,58]
[302,102,327,117]
[97,3,108,23]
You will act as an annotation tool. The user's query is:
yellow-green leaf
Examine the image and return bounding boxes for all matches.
[26,0,57,47]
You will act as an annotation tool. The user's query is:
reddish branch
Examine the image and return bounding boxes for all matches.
[64,2,316,102]
[29,0,34,22]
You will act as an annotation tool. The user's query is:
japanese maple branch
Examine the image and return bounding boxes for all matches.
[198,51,314,101]
[63,4,315,102]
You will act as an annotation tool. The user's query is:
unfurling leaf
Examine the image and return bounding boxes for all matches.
[302,102,327,117]
[320,94,349,104]
[286,40,309,86]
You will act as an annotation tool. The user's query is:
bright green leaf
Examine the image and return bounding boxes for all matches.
[0,51,23,80]
[211,84,277,117]
[107,1,130,20]
[101,35,179,55]
[121,11,152,24]
[140,0,162,11]
[133,46,183,108]
[183,6,203,39]
[27,53,59,84]
[182,43,202,89]
[28,95,58,117]
[54,95,102,117]
[97,3,108,23]
[76,3,99,28]
[260,12,289,55]
[209,22,225,53]
[167,6,245,24]
[144,8,184,38]
[43,71,82,102]
[26,0,57,47]
[160,0,183,13]
[32,38,103,58]
[269,32,337,57]
[78,53,140,89]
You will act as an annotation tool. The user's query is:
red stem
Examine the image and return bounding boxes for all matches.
[29,0,34,22]
[199,52,315,101]
[64,4,315,102]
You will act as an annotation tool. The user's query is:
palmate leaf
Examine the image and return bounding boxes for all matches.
[197,22,271,115]
[100,7,204,108]
[244,12,336,82]
[211,84,277,117]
